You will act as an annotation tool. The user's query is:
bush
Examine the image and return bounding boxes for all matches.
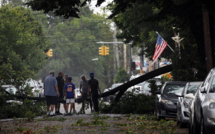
[0,94,46,119]
[114,67,130,83]
[100,91,154,114]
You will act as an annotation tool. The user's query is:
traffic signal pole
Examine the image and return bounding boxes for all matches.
[97,41,132,73]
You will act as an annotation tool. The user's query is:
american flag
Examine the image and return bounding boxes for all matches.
[152,34,168,61]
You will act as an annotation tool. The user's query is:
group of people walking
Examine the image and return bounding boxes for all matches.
[43,70,102,116]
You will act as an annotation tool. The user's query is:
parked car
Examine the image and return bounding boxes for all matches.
[129,74,141,81]
[154,81,187,120]
[1,85,18,95]
[103,88,111,102]
[188,84,202,134]
[177,82,202,127]
[193,69,215,134]
[75,88,82,99]
[21,79,43,97]
[141,80,162,95]
[107,83,123,102]
[1,85,22,105]
[127,83,143,94]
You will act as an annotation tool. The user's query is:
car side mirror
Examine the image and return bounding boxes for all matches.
[200,88,207,93]
[155,90,161,94]
[184,93,195,99]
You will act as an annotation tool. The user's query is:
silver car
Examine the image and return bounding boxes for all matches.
[177,82,202,127]
[188,89,200,134]
[193,68,215,134]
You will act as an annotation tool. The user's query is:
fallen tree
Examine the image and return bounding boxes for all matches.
[3,65,173,104]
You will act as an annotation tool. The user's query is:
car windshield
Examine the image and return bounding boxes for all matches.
[137,82,144,87]
[209,76,215,93]
[186,85,199,94]
[163,84,185,96]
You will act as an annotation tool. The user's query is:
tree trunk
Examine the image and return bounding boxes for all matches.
[202,7,213,72]
[124,44,127,71]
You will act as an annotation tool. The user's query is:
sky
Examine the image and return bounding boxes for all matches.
[89,0,112,15]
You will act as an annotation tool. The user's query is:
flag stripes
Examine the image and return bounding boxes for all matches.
[152,34,168,62]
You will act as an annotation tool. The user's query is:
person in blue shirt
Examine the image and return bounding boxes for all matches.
[44,70,60,116]
[64,77,75,115]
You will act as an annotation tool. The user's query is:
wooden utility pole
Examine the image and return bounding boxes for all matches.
[202,7,213,72]
[113,24,120,68]
[129,44,133,75]
[124,44,127,71]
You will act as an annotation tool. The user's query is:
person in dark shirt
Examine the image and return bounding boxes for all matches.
[55,72,66,115]
[88,72,102,112]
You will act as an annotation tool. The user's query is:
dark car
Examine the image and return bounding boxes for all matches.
[154,81,187,120]
[192,68,215,134]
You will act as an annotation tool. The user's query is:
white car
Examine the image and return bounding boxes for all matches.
[1,85,23,105]
[103,88,111,102]
[127,84,143,94]
[20,79,43,97]
[1,85,18,95]
[75,88,82,99]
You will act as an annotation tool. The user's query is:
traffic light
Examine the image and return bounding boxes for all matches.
[104,46,109,55]
[46,49,53,57]
[99,46,105,55]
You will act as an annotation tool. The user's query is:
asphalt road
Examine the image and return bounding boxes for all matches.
[59,102,92,114]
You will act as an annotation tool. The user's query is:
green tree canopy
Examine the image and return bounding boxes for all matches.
[34,7,114,90]
[0,6,49,84]
[114,67,129,83]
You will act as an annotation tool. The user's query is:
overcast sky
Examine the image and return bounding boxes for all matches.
[89,0,112,15]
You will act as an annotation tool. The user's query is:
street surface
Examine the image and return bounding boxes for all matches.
[0,114,188,134]
[59,102,91,114]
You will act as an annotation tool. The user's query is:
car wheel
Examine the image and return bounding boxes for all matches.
[193,113,200,134]
[179,121,186,128]
[156,109,164,121]
[189,123,193,134]
[154,107,157,116]
[200,116,206,134]
[176,109,180,126]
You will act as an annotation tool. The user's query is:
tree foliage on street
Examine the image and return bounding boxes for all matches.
[0,5,49,85]
[26,0,215,81]
[26,0,106,18]
[108,0,214,81]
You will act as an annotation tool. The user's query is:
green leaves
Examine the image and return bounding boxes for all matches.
[0,6,49,84]
[36,7,114,89]
[114,67,130,83]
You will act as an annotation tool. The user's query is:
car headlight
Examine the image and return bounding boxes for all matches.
[161,99,174,105]
[183,98,193,108]
[209,102,215,109]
